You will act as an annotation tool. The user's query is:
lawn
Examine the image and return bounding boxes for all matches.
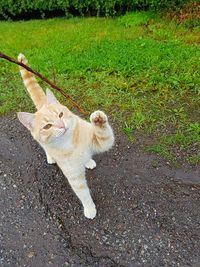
[0,12,199,164]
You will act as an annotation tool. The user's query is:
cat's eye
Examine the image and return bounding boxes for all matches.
[43,123,52,130]
[59,112,63,118]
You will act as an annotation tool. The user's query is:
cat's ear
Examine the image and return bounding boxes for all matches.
[46,88,58,104]
[17,112,34,130]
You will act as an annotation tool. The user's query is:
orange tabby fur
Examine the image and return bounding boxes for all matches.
[17,54,114,219]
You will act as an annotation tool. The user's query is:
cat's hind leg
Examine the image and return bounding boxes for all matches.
[85,159,96,170]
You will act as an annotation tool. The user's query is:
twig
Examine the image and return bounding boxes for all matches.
[0,51,86,114]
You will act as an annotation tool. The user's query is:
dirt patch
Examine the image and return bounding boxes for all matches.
[0,114,200,267]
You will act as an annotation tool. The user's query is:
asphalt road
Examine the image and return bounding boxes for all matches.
[0,115,200,267]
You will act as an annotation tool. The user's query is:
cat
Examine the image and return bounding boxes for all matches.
[17,54,114,219]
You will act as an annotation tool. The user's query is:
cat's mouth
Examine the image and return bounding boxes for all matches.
[56,127,69,138]
[62,127,68,135]
[63,127,68,134]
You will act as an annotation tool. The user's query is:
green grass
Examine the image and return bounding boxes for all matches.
[187,153,200,165]
[0,12,199,164]
[145,126,200,164]
[145,144,173,161]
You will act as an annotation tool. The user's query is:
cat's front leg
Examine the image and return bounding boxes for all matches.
[85,159,96,169]
[90,110,114,153]
[40,143,56,164]
[46,152,56,164]
[63,166,96,219]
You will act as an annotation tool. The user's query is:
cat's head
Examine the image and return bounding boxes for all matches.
[17,89,76,144]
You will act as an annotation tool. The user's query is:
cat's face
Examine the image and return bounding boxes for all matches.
[17,89,75,144]
[33,103,74,143]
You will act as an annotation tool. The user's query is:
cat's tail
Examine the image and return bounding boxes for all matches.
[18,53,46,110]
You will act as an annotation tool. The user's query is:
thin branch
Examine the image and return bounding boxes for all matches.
[0,51,87,114]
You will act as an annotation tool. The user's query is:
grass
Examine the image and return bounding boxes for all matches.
[187,153,200,165]
[0,12,199,164]
[145,144,173,161]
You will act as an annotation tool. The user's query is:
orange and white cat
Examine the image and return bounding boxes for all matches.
[17,54,114,219]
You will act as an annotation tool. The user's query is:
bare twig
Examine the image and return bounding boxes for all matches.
[0,51,86,114]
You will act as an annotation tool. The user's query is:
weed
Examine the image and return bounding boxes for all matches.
[187,153,200,165]
[123,123,135,142]
[118,11,157,27]
[188,122,200,135]
[145,144,173,161]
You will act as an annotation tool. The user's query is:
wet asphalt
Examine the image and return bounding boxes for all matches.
[0,115,200,267]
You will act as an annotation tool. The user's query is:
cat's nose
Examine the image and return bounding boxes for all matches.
[56,121,65,129]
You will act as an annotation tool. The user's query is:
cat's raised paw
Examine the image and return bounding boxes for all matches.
[84,204,97,219]
[85,159,96,170]
[90,111,107,127]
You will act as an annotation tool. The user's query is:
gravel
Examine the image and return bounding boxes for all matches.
[0,114,200,267]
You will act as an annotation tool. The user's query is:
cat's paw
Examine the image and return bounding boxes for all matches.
[85,159,96,170]
[47,158,56,164]
[18,53,28,65]
[84,204,97,219]
[46,154,56,164]
[90,111,108,127]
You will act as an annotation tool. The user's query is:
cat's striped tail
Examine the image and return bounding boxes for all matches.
[18,53,46,110]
